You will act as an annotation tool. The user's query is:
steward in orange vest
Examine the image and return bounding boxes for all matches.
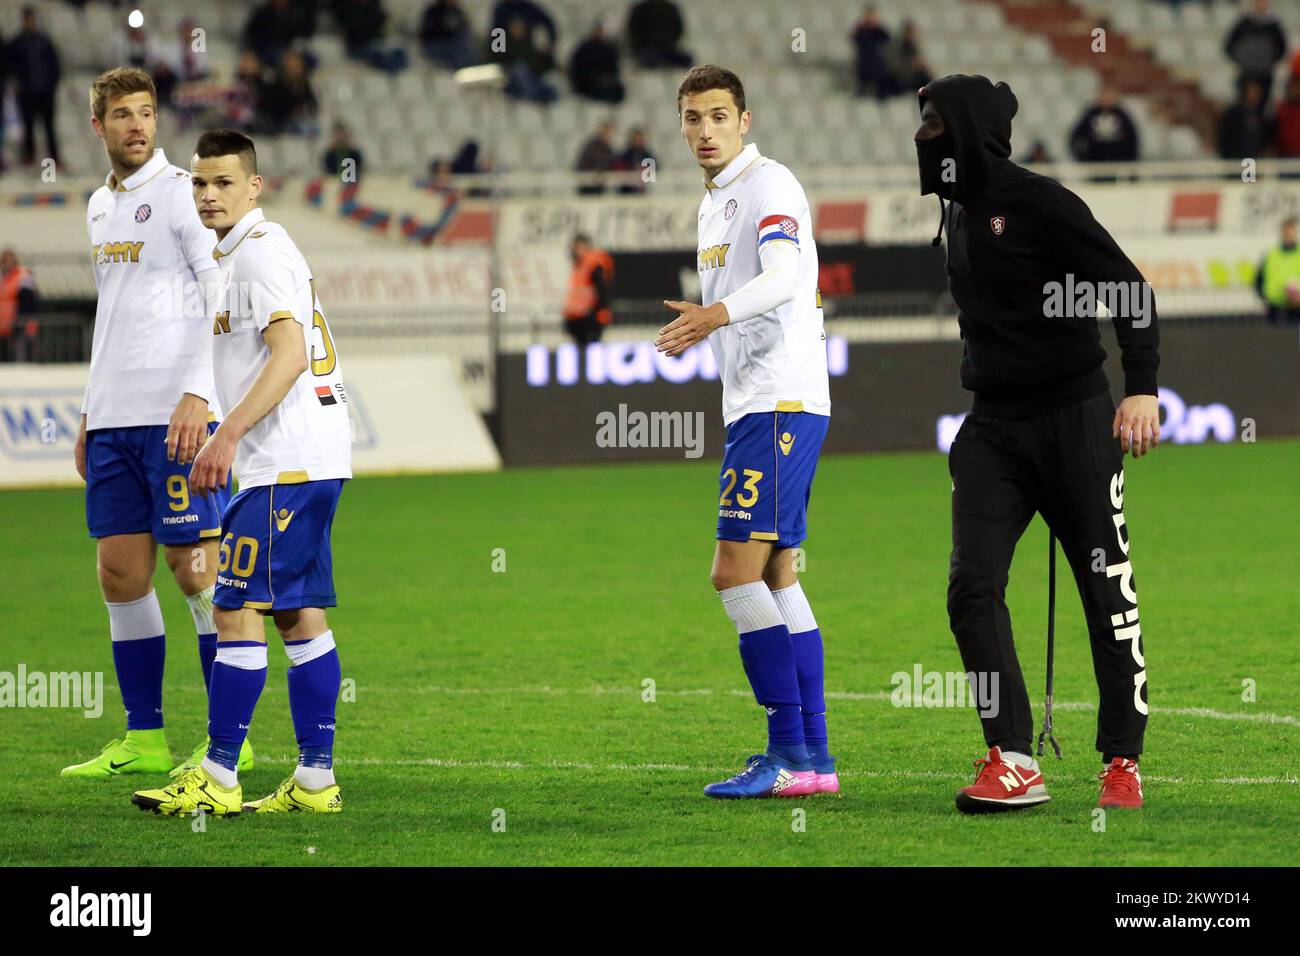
[0,249,38,361]
[562,234,613,345]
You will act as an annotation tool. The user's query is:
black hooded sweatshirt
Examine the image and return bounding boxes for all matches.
[917,74,1159,415]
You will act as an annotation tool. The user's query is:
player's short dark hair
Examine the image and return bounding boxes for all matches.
[677,65,746,115]
[194,128,258,176]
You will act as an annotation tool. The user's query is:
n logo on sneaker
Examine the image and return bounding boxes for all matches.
[999,764,1039,792]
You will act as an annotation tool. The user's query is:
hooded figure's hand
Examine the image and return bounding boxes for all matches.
[1113,395,1160,458]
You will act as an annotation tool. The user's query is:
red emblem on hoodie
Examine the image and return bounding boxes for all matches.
[990,216,1005,236]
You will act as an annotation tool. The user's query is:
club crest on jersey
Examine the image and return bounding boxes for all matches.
[990,215,1005,236]
[134,204,152,223]
[724,198,738,220]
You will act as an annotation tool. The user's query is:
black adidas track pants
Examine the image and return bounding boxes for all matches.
[946,390,1148,760]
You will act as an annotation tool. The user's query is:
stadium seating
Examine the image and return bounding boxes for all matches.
[1080,0,1300,108]
[1,0,1239,183]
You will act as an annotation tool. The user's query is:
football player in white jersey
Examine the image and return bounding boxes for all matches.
[62,68,254,780]
[133,129,352,816]
[655,66,837,799]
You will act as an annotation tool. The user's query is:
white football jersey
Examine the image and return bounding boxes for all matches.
[85,148,221,429]
[697,143,829,426]
[210,207,352,489]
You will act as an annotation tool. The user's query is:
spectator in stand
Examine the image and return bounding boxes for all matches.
[322,121,364,182]
[1069,85,1140,165]
[852,5,892,99]
[0,248,38,362]
[626,0,691,68]
[169,18,210,83]
[332,0,408,74]
[451,139,492,196]
[562,234,614,346]
[451,139,484,175]
[111,21,176,103]
[1255,216,1300,323]
[256,49,318,137]
[1022,139,1053,164]
[8,6,61,168]
[615,127,656,194]
[569,18,624,104]
[243,0,313,68]
[111,19,165,72]
[421,0,478,70]
[1272,75,1300,157]
[494,15,558,104]
[1224,0,1287,111]
[149,18,211,123]
[575,120,616,196]
[228,49,268,130]
[492,0,558,102]
[1219,79,1273,159]
[885,20,931,97]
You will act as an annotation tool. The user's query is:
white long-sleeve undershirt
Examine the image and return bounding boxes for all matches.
[719,238,800,324]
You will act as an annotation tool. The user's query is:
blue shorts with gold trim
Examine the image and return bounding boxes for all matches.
[716,410,828,549]
[85,423,227,544]
[213,478,345,612]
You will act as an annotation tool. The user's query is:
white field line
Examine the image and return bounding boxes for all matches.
[253,754,1298,786]
[347,684,1300,728]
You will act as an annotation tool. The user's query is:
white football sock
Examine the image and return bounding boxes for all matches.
[769,581,818,633]
[186,585,216,634]
[284,630,336,666]
[718,581,785,634]
[201,756,238,788]
[107,590,165,642]
[294,765,336,790]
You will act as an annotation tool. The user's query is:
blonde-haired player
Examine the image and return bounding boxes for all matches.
[63,68,252,780]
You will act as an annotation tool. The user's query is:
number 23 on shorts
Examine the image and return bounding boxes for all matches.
[720,468,763,507]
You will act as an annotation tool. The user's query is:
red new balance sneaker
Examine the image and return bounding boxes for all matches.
[955,746,1051,814]
[1097,758,1143,809]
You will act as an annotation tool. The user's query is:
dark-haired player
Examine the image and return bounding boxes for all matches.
[656,66,835,799]
[132,130,351,816]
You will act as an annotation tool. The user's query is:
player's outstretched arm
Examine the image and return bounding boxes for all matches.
[655,239,801,356]
[190,318,309,495]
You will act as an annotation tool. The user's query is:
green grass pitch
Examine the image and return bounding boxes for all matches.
[1,439,1296,866]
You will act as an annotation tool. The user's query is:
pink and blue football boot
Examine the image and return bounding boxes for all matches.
[704,753,819,799]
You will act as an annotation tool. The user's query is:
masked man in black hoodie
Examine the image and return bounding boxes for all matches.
[915,75,1159,813]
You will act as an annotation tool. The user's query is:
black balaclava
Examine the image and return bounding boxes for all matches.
[916,129,957,199]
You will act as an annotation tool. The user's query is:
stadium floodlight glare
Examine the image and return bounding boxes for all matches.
[454,64,507,90]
